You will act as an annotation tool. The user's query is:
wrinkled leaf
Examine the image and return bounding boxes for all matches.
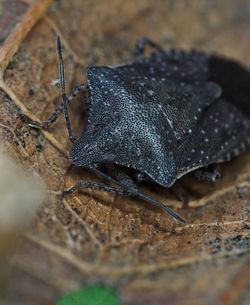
[0,1,249,305]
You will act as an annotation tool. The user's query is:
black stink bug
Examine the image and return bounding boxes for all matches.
[32,37,250,224]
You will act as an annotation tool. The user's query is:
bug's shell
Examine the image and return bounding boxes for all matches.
[70,50,250,187]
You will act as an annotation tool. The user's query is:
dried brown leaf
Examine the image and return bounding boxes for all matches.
[0,1,249,305]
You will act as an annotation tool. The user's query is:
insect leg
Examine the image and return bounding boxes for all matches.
[89,166,186,224]
[134,37,163,58]
[113,169,138,191]
[20,84,87,129]
[172,183,189,207]
[193,168,221,183]
[56,36,76,143]
[42,84,87,128]
[62,181,131,197]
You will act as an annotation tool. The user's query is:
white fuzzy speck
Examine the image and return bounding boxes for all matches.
[0,147,45,229]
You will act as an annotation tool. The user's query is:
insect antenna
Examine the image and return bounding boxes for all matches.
[89,166,186,224]
[56,36,76,143]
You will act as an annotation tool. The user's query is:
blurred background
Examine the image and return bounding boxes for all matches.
[0,1,249,304]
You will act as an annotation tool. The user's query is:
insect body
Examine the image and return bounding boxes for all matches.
[36,37,250,223]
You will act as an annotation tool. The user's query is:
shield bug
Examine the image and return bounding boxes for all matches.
[29,37,250,224]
